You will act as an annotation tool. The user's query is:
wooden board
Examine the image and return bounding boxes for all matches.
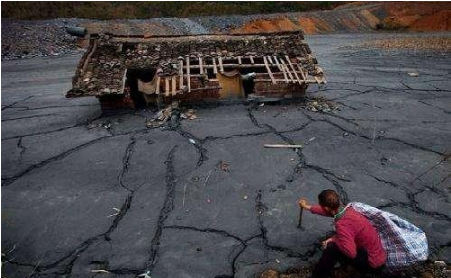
[263,56,276,84]
[179,60,184,90]
[285,55,302,85]
[186,56,191,92]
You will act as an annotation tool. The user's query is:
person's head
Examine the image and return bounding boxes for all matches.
[318,189,341,216]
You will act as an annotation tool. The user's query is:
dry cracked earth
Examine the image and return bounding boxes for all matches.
[2,33,451,278]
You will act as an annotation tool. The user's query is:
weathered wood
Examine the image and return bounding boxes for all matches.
[285,55,302,85]
[155,76,161,95]
[273,56,282,71]
[250,56,254,64]
[212,57,218,74]
[199,57,204,74]
[267,56,274,65]
[218,56,224,72]
[264,144,303,148]
[280,59,294,83]
[296,64,307,81]
[172,76,176,95]
[179,60,184,90]
[120,68,128,94]
[238,56,242,65]
[263,56,276,84]
[186,56,191,92]
[165,77,170,96]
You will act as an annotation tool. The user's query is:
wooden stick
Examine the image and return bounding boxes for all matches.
[280,60,294,83]
[186,56,191,92]
[264,144,302,148]
[298,207,304,228]
[267,56,274,65]
[263,56,276,84]
[238,56,242,65]
[273,56,282,71]
[296,64,307,81]
[249,56,254,64]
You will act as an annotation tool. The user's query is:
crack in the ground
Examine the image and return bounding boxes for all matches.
[143,145,178,275]
[118,136,137,192]
[17,137,26,162]
[1,96,34,111]
[1,113,62,122]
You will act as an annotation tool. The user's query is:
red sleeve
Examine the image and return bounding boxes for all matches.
[309,205,331,217]
[334,223,357,259]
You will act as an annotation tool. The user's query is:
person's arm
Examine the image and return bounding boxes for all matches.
[298,199,331,217]
[333,223,357,259]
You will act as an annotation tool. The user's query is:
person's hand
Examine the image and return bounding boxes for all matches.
[322,237,333,249]
[298,198,311,210]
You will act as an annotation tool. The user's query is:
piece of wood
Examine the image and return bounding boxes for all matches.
[249,56,254,64]
[199,57,203,74]
[212,57,218,74]
[155,76,161,95]
[296,64,307,81]
[218,56,224,72]
[186,56,191,92]
[164,77,170,96]
[263,56,276,84]
[120,68,128,94]
[171,76,176,95]
[179,60,184,90]
[238,56,242,65]
[298,207,304,229]
[264,144,303,148]
[279,60,288,83]
[273,56,282,71]
[285,55,302,85]
[267,56,274,65]
[280,60,294,83]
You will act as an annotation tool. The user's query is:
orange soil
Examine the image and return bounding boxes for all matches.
[232,17,300,34]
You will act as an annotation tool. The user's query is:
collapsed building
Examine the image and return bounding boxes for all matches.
[67,30,325,109]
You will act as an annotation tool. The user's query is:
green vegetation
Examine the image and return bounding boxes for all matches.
[1,1,341,20]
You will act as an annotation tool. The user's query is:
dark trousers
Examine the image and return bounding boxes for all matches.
[312,243,383,278]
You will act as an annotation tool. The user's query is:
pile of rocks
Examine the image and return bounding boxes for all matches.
[1,19,85,60]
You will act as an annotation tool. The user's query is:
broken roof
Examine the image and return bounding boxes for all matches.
[68,31,325,98]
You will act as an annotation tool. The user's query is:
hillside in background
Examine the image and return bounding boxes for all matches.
[1,1,341,19]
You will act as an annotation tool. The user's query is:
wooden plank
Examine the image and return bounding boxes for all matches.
[120,68,128,94]
[267,56,274,65]
[263,56,276,84]
[285,55,302,85]
[164,77,170,96]
[296,64,307,81]
[279,61,288,83]
[273,56,282,71]
[249,56,254,64]
[199,57,203,74]
[179,60,184,90]
[171,76,176,95]
[218,56,224,72]
[155,76,161,95]
[280,59,294,83]
[212,57,218,74]
[186,56,191,92]
[238,56,242,65]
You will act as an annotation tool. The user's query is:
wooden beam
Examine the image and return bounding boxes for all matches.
[155,76,161,95]
[171,76,176,95]
[164,77,170,96]
[249,56,254,64]
[267,56,274,65]
[279,61,288,83]
[273,56,282,71]
[280,59,294,83]
[218,56,224,73]
[263,56,276,84]
[199,57,203,74]
[296,64,307,81]
[120,68,128,94]
[179,60,184,90]
[285,55,302,85]
[238,56,242,65]
[212,57,218,74]
[186,56,191,92]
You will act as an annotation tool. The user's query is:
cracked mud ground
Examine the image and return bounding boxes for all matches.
[2,33,451,278]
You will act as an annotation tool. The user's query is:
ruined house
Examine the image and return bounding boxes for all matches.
[67,30,325,109]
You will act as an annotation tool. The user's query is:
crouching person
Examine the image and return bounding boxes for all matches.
[299,190,386,278]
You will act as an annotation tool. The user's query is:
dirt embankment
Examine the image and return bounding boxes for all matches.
[233,2,451,34]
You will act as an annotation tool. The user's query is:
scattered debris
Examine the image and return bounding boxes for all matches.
[302,96,338,113]
[408,72,419,77]
[204,170,212,188]
[138,270,152,278]
[243,195,248,200]
[264,144,303,149]
[91,269,111,274]
[343,132,349,137]
[219,161,229,172]
[206,198,211,203]
[106,207,121,218]
[145,103,198,128]
[189,138,197,145]
[191,176,200,182]
[196,247,202,252]
[182,184,187,207]
[307,137,316,143]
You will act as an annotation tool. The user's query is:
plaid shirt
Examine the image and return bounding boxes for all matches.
[349,202,429,271]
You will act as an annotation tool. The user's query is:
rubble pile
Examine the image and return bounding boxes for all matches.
[302,96,338,112]
[145,103,198,128]
[1,19,85,60]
